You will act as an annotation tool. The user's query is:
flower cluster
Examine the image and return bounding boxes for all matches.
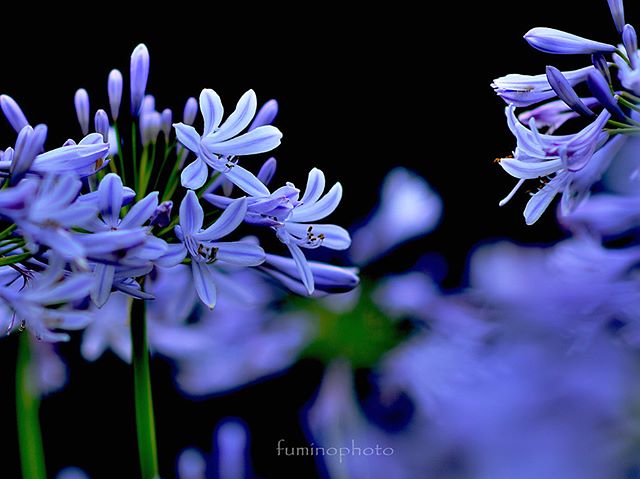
[0,43,357,344]
[491,0,640,224]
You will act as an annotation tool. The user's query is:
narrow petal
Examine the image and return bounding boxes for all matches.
[205,126,282,156]
[155,243,187,267]
[179,190,204,235]
[173,123,201,153]
[220,164,271,197]
[119,192,159,229]
[300,167,325,205]
[98,173,124,226]
[191,261,217,309]
[196,197,248,241]
[91,264,115,307]
[214,241,266,266]
[291,182,342,222]
[285,222,352,250]
[199,89,223,135]
[524,175,566,225]
[212,89,257,142]
[498,158,563,179]
[180,158,209,190]
[287,242,314,295]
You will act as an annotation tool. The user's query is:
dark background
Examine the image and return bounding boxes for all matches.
[1,2,636,477]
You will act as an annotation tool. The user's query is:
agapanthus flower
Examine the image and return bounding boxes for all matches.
[0,259,93,341]
[174,89,282,191]
[524,27,616,55]
[164,191,265,308]
[497,106,614,223]
[492,66,595,107]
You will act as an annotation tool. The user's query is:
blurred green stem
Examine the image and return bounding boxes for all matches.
[16,333,47,479]
[130,296,159,479]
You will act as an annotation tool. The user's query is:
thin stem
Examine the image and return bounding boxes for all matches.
[132,123,139,193]
[114,123,126,185]
[137,146,149,200]
[16,333,47,479]
[616,95,640,113]
[0,224,17,240]
[130,296,159,479]
[622,91,640,103]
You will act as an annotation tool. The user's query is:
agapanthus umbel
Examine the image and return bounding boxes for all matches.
[0,41,357,342]
[491,0,640,224]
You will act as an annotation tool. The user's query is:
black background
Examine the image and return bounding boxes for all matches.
[0,2,636,477]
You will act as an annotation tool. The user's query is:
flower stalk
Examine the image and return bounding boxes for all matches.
[16,333,47,479]
[130,295,159,479]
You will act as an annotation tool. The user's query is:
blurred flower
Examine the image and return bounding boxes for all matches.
[351,167,441,265]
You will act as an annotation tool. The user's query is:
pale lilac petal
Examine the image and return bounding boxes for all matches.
[301,167,325,204]
[119,191,158,229]
[179,190,204,235]
[181,158,209,190]
[524,175,566,225]
[287,242,314,295]
[91,263,115,307]
[214,241,266,266]
[155,243,187,267]
[191,261,217,309]
[291,182,342,222]
[499,158,563,179]
[212,89,257,142]
[220,164,270,197]
[205,126,282,156]
[196,197,247,241]
[199,89,223,136]
[98,173,124,226]
[173,123,201,153]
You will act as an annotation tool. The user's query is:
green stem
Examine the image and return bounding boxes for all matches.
[114,123,126,185]
[132,123,139,193]
[137,146,149,200]
[16,333,47,479]
[130,296,159,479]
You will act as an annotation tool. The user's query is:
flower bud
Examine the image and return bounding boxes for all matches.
[587,71,626,120]
[74,88,90,135]
[94,109,110,143]
[150,200,173,228]
[607,0,625,33]
[130,43,150,116]
[140,111,162,146]
[545,66,595,117]
[524,27,615,54]
[249,99,278,130]
[161,108,172,139]
[623,24,638,68]
[183,97,198,125]
[0,95,29,133]
[107,69,123,121]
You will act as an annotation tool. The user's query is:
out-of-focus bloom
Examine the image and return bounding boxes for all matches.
[74,89,90,136]
[56,468,90,479]
[130,44,150,115]
[524,27,616,54]
[177,419,251,479]
[492,66,595,107]
[174,89,282,190]
[561,193,640,235]
[351,168,442,264]
[107,69,123,121]
[140,110,162,146]
[0,94,29,133]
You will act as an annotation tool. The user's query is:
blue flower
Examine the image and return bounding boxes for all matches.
[130,44,150,116]
[492,66,595,107]
[497,105,613,223]
[78,173,167,306]
[174,89,282,191]
[0,258,93,341]
[164,191,265,308]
